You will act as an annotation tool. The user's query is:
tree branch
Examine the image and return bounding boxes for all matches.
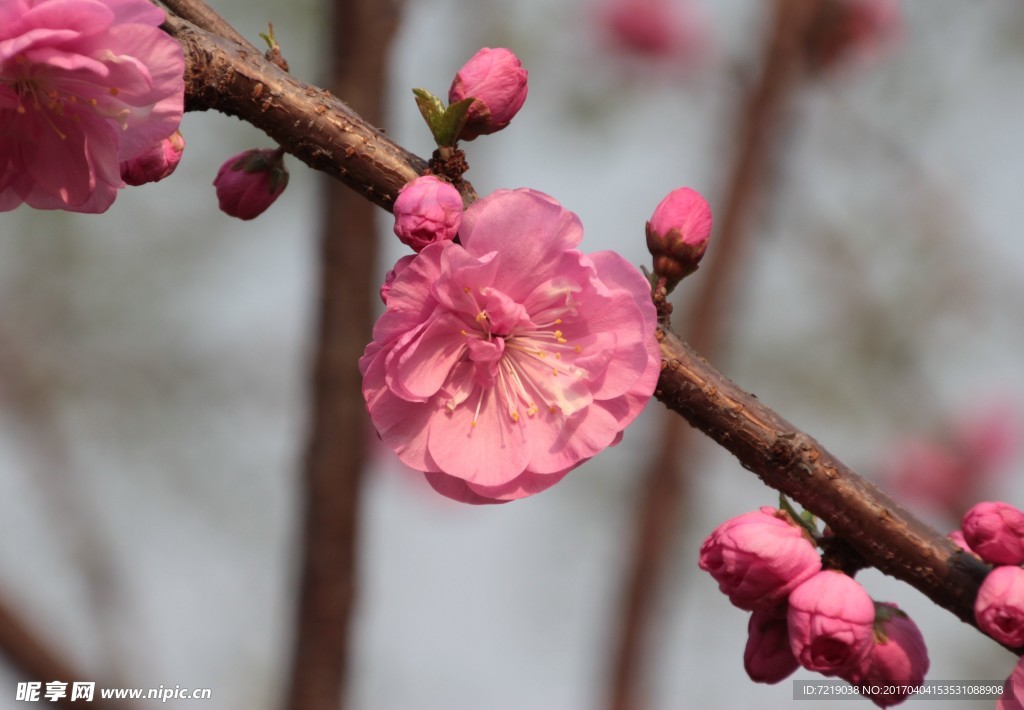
[154,0,1002,646]
[159,10,425,210]
[656,327,994,630]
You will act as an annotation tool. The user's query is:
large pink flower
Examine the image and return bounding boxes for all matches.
[1,0,185,212]
[360,188,661,504]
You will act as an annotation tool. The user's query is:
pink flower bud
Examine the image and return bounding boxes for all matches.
[646,187,712,289]
[949,529,977,556]
[999,657,1024,710]
[213,148,289,220]
[392,176,463,252]
[847,603,929,708]
[975,565,1024,647]
[787,570,875,676]
[744,604,799,684]
[448,48,528,141]
[698,507,822,611]
[380,255,416,305]
[121,131,186,186]
[962,502,1024,566]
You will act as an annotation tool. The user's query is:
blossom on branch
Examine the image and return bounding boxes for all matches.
[213,147,288,220]
[448,48,528,141]
[392,175,463,252]
[962,501,1024,566]
[698,507,821,611]
[787,570,876,677]
[361,188,660,504]
[846,603,929,708]
[744,603,799,684]
[120,129,184,186]
[975,565,1024,647]
[1,0,185,212]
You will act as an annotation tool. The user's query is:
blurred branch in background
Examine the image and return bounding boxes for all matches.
[607,1,819,708]
[0,595,130,710]
[283,1,400,709]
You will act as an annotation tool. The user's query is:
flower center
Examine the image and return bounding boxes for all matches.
[5,54,129,138]
[451,284,584,427]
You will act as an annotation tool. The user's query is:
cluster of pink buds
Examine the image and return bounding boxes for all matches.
[952,501,1024,708]
[699,507,929,706]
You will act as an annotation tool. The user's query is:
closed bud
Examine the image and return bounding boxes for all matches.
[962,501,1024,566]
[646,186,712,290]
[393,175,463,252]
[213,148,289,220]
[975,565,1024,647]
[121,130,185,186]
[787,570,875,677]
[698,507,821,611]
[448,48,528,141]
[745,604,799,684]
[847,603,929,708]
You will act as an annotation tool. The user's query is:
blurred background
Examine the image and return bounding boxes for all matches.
[3,0,1024,708]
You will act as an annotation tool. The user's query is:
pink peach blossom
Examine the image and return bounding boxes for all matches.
[1,0,185,212]
[698,507,822,611]
[448,48,528,141]
[847,603,929,708]
[380,255,415,305]
[788,570,875,676]
[744,603,799,684]
[392,175,463,252]
[975,565,1024,647]
[360,188,660,504]
[962,501,1024,566]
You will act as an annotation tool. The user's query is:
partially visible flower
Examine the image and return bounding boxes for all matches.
[1,0,185,212]
[962,502,1024,566]
[744,604,799,684]
[120,130,185,186]
[360,188,660,504]
[954,398,1021,474]
[380,255,416,305]
[646,186,712,290]
[975,565,1024,647]
[448,48,528,141]
[393,175,463,252]
[788,570,875,676]
[804,0,903,72]
[999,657,1024,710]
[881,437,967,519]
[601,0,708,60]
[213,147,288,220]
[847,603,929,708]
[698,507,821,611]
[948,529,977,557]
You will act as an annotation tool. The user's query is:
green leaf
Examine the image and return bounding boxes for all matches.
[413,88,446,142]
[434,97,475,148]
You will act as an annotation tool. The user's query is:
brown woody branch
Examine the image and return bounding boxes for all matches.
[656,327,993,629]
[155,1,1001,643]
[159,10,425,210]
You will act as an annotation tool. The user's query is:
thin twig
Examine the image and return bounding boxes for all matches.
[284,2,400,710]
